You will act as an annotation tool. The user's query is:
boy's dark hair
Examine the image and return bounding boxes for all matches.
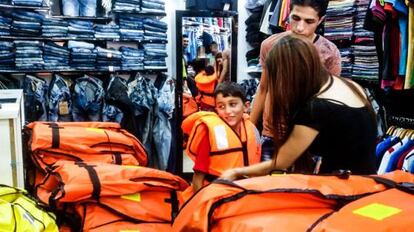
[183,34,189,38]
[214,82,247,103]
[210,41,218,47]
[192,58,208,74]
[290,0,328,18]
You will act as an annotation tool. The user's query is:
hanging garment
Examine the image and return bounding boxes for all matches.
[48,74,72,122]
[26,121,148,173]
[172,171,414,232]
[182,111,261,178]
[0,185,58,232]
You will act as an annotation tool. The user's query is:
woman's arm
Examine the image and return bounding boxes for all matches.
[220,125,319,181]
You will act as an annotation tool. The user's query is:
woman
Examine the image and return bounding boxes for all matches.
[221,35,377,180]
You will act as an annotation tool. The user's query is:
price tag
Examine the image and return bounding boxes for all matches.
[59,101,69,115]
[223,3,230,11]
[109,66,114,72]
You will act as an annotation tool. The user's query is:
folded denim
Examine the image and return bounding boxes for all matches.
[144,31,167,38]
[96,47,122,56]
[143,24,167,33]
[67,40,94,49]
[140,7,165,13]
[12,11,44,22]
[12,0,43,6]
[141,1,165,10]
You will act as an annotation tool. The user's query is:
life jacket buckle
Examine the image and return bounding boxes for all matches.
[333,169,352,179]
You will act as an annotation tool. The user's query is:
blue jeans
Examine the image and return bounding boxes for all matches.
[72,76,104,121]
[49,74,72,121]
[63,0,97,17]
[22,75,48,123]
[261,136,275,161]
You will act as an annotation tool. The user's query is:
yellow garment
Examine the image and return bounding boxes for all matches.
[405,3,414,88]
[0,185,58,232]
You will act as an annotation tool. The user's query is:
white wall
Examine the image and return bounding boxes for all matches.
[164,0,186,79]
[237,0,252,82]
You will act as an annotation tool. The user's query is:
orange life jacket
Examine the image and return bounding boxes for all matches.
[26,121,148,170]
[172,171,414,232]
[76,190,185,231]
[182,111,261,178]
[35,161,189,208]
[194,71,217,108]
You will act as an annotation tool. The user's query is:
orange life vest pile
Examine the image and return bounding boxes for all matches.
[25,122,189,231]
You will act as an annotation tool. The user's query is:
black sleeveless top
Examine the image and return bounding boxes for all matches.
[293,98,377,174]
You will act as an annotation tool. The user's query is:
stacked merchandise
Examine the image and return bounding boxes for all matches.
[0,41,14,70]
[0,14,11,36]
[324,0,355,41]
[14,40,44,70]
[43,42,70,70]
[119,14,144,40]
[143,43,167,70]
[244,3,269,77]
[351,0,379,80]
[42,17,68,37]
[68,19,94,39]
[95,46,122,71]
[113,0,140,12]
[94,23,120,40]
[143,18,167,42]
[141,0,165,14]
[26,122,188,231]
[12,0,44,7]
[339,47,353,77]
[69,41,96,70]
[120,46,144,70]
[11,10,44,36]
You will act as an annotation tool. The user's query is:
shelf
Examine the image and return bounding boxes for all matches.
[50,16,113,21]
[0,3,49,10]
[0,69,167,74]
[110,10,166,17]
[0,36,168,43]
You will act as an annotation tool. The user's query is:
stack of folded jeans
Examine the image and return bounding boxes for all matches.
[94,24,120,39]
[72,75,104,121]
[43,42,70,70]
[95,46,122,71]
[143,18,167,41]
[112,0,140,12]
[0,14,11,36]
[120,46,144,70]
[141,0,165,13]
[119,14,144,40]
[70,47,96,70]
[15,40,44,70]
[11,10,44,36]
[48,74,72,122]
[68,19,94,39]
[143,43,167,70]
[42,18,68,37]
[12,0,43,7]
[0,42,14,70]
[22,74,48,123]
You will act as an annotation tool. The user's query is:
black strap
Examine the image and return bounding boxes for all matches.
[367,175,414,194]
[165,191,179,220]
[199,90,215,97]
[49,123,60,149]
[210,147,243,156]
[204,173,219,182]
[113,153,122,165]
[75,162,101,200]
[242,141,249,167]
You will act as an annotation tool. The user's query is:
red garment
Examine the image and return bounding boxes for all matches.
[193,135,211,173]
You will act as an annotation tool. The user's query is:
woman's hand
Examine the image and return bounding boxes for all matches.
[219,168,241,181]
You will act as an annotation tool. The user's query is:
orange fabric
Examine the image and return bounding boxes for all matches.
[183,112,261,177]
[172,171,414,232]
[27,121,147,168]
[195,71,217,107]
[88,221,171,232]
[76,190,185,231]
[36,161,189,207]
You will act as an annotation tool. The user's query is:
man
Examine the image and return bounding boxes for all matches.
[250,0,342,161]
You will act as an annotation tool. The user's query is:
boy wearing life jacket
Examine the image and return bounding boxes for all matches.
[182,82,261,193]
[194,65,217,111]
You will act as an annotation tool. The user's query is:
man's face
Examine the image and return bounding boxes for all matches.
[215,94,246,131]
[183,37,189,49]
[289,5,323,40]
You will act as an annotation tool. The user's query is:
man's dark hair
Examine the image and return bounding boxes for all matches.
[290,0,328,18]
[214,82,247,103]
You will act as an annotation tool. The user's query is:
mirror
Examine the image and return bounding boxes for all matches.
[174,10,238,180]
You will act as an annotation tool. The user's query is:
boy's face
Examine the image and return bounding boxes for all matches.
[215,94,247,131]
[289,5,324,40]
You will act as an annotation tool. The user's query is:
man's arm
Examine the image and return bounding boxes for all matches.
[250,70,268,125]
[192,171,205,192]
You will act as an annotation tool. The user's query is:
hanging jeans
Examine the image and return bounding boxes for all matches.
[72,76,104,121]
[62,0,97,17]
[22,75,48,123]
[49,74,72,122]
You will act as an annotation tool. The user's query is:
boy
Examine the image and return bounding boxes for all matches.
[182,82,261,193]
